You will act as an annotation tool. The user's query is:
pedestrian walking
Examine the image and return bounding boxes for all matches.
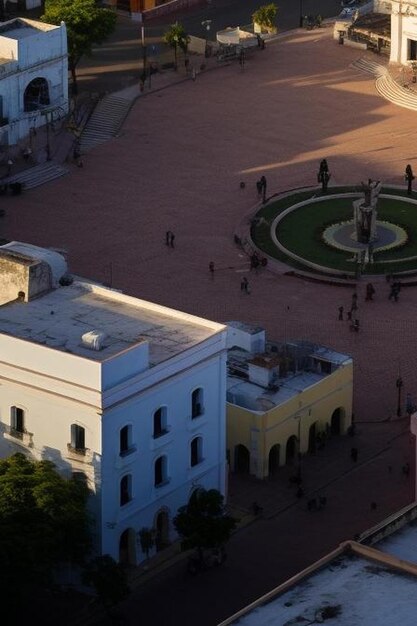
[241,276,250,294]
[405,164,414,195]
[351,447,358,462]
[338,305,344,321]
[365,283,375,301]
[389,281,401,302]
[209,261,214,278]
[351,292,358,310]
[260,176,267,203]
[170,232,175,248]
[256,179,262,196]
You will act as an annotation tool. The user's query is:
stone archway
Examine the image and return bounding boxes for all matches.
[234,444,250,473]
[24,77,50,112]
[331,408,344,435]
[119,528,136,565]
[268,444,280,477]
[285,435,298,465]
[155,509,170,551]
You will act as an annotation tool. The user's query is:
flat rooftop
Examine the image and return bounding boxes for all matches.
[224,553,417,625]
[378,522,417,565]
[0,18,56,40]
[0,281,221,363]
[226,343,351,411]
[227,370,326,410]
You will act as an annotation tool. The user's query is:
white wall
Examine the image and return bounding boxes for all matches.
[100,351,227,561]
[0,21,68,146]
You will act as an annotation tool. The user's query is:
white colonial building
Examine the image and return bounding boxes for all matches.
[389,0,417,63]
[0,18,68,147]
[0,242,227,564]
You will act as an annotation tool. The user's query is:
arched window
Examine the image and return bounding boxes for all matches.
[153,407,168,438]
[190,436,203,467]
[155,455,168,487]
[191,388,204,419]
[120,474,132,506]
[10,406,25,436]
[24,77,50,112]
[70,424,85,452]
[120,425,134,455]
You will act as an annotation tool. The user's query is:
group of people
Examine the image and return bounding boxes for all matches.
[338,291,360,331]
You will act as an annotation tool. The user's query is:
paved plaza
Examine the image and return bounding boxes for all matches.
[3,26,417,625]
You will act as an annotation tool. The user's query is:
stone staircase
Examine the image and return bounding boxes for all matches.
[351,57,417,112]
[375,73,417,111]
[350,57,387,78]
[3,162,69,190]
[79,91,138,153]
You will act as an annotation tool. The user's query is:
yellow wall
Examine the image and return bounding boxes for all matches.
[227,362,353,479]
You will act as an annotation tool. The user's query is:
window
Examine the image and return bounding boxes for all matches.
[10,407,24,436]
[191,388,204,419]
[153,407,168,438]
[190,437,203,467]
[120,474,132,506]
[120,425,134,456]
[155,456,168,487]
[70,424,85,452]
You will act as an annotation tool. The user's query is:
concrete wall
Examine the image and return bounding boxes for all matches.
[227,361,353,479]
[0,255,30,305]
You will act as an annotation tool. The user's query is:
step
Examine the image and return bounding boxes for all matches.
[3,163,69,190]
[79,93,136,153]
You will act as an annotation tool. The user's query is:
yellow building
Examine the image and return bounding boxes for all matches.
[226,322,353,480]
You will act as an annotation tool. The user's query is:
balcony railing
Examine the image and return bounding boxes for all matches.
[66,443,92,463]
[4,425,33,447]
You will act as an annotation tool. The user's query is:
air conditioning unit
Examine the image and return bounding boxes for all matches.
[81,330,107,351]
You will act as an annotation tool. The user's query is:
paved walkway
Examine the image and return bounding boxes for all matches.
[3,26,417,625]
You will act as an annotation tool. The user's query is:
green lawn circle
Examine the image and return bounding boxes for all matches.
[251,187,417,276]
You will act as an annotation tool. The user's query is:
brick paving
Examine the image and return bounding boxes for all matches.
[3,26,417,625]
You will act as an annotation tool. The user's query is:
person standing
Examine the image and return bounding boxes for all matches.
[170,232,175,248]
[365,283,375,301]
[405,164,414,195]
[338,306,344,321]
[260,176,267,203]
[165,231,171,246]
[209,261,214,278]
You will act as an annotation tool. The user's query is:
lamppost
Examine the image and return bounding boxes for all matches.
[299,0,304,28]
[201,20,211,57]
[295,413,302,483]
[397,375,403,417]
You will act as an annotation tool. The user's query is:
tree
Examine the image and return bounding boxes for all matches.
[0,454,91,617]
[163,22,190,70]
[42,0,117,94]
[252,3,278,31]
[83,555,130,611]
[173,488,236,563]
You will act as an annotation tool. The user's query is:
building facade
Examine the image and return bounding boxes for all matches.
[226,322,353,480]
[0,18,68,147]
[0,242,227,564]
[390,0,417,64]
